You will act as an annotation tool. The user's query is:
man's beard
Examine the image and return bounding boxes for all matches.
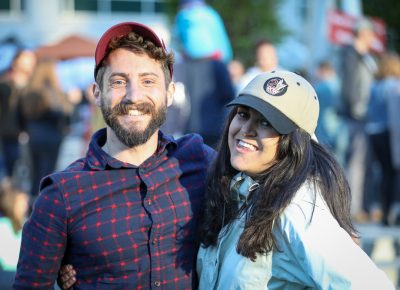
[101,98,166,147]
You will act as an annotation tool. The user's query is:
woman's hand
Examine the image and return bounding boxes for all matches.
[58,264,77,289]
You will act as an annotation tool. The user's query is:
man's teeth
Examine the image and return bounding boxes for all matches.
[238,140,257,150]
[128,110,144,116]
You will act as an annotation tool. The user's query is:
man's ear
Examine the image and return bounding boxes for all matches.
[166,82,175,107]
[92,83,101,107]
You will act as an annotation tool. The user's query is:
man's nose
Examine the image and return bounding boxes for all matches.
[125,82,143,102]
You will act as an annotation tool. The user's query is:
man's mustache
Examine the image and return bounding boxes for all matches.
[112,102,155,115]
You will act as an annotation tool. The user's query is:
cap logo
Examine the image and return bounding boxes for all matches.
[263,77,288,96]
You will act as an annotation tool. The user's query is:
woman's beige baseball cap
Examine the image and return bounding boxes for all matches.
[227,70,319,136]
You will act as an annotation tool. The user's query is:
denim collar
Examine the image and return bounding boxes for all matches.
[229,172,259,204]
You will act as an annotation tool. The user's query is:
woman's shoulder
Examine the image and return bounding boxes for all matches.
[278,181,330,230]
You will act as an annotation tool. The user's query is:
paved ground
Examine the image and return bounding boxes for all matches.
[357,223,400,288]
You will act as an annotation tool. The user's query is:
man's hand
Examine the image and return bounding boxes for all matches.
[58,264,77,290]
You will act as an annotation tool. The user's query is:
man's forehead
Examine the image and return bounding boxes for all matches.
[106,48,160,65]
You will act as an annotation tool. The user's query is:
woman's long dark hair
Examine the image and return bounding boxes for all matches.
[199,107,357,261]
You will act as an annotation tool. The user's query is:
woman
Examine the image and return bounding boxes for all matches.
[59,71,394,289]
[18,59,73,198]
[196,70,393,289]
[366,52,400,225]
[0,49,36,179]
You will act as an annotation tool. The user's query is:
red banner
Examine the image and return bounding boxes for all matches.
[327,10,386,53]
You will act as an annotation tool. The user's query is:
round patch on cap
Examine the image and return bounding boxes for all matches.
[263,77,288,96]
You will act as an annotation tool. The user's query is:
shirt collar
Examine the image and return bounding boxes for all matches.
[229,172,259,204]
[86,128,178,170]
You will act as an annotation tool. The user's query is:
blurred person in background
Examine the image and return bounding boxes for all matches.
[0,50,36,180]
[167,0,235,148]
[0,179,29,289]
[314,61,347,165]
[228,58,245,95]
[237,38,280,92]
[366,52,400,226]
[387,63,400,226]
[174,0,233,63]
[18,59,74,199]
[173,56,234,147]
[339,17,378,223]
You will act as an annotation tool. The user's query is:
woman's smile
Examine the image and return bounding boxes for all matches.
[236,139,259,152]
[228,106,280,176]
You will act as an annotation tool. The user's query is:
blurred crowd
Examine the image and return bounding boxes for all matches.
[1,0,400,288]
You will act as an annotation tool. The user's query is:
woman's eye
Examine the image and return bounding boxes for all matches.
[237,111,248,119]
[110,80,127,88]
[260,120,270,128]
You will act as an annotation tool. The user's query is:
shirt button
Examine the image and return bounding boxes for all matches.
[154,281,161,287]
[147,199,152,206]
[152,238,157,245]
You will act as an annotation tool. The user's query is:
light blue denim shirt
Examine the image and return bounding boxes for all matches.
[197,175,395,290]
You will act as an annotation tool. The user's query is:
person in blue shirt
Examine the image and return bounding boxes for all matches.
[197,70,394,289]
[174,0,233,63]
[165,0,235,148]
[314,61,348,165]
[366,52,400,226]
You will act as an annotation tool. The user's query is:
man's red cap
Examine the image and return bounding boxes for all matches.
[94,22,173,77]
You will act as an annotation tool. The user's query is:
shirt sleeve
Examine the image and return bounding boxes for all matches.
[14,177,68,289]
[279,194,395,290]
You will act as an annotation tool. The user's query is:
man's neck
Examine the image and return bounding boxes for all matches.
[103,128,159,166]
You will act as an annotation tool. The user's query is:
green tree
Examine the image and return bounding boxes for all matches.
[164,0,284,66]
[363,0,400,52]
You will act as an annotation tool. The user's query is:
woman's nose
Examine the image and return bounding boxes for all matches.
[241,121,257,137]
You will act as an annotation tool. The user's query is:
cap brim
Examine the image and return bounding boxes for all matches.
[226,95,297,134]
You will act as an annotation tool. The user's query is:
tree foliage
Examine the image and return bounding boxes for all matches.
[363,0,400,52]
[164,0,284,66]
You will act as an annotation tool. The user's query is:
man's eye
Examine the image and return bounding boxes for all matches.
[143,79,155,85]
[110,80,127,88]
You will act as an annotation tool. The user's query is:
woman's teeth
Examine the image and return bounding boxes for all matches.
[238,140,257,151]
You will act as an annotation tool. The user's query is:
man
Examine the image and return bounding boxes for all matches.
[175,0,233,63]
[237,39,280,92]
[162,0,235,148]
[339,17,378,223]
[14,22,215,289]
